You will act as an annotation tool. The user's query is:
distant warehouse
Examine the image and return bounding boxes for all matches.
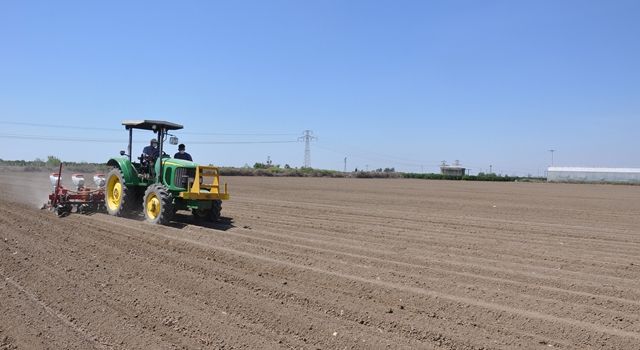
[547,167,640,184]
[440,160,466,177]
[441,166,466,177]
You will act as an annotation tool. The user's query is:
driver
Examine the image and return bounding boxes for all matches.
[142,138,159,160]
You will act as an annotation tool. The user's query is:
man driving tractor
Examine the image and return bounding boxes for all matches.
[142,138,159,159]
[141,138,160,177]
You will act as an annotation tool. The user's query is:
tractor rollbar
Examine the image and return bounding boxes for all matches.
[127,127,133,162]
[157,128,164,184]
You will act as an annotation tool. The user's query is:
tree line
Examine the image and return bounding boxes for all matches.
[0,157,544,182]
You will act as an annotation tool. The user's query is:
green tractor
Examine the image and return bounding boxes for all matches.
[105,120,229,225]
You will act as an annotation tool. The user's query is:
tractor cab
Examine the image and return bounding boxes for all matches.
[120,120,184,181]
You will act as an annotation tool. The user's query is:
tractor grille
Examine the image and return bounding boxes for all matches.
[174,167,196,189]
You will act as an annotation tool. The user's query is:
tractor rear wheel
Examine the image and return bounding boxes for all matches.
[105,168,135,217]
[143,184,174,225]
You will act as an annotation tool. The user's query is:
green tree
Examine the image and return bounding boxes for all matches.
[46,155,62,167]
[253,162,268,169]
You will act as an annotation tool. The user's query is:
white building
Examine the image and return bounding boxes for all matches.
[547,167,640,184]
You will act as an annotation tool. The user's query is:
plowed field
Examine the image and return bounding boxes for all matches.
[1,170,639,349]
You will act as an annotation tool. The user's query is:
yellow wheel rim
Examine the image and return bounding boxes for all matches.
[146,193,161,220]
[106,175,122,211]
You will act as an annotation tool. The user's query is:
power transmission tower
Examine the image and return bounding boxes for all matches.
[344,157,347,173]
[298,130,317,168]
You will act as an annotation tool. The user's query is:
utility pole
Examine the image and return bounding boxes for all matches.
[344,157,347,173]
[549,149,555,166]
[298,130,317,168]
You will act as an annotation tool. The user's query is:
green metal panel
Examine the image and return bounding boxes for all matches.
[157,158,198,192]
[106,157,141,185]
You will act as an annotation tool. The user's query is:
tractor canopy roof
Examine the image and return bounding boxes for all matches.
[122,120,184,131]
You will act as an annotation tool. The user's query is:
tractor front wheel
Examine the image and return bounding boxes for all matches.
[105,168,134,217]
[192,200,222,222]
[210,200,222,221]
[143,184,174,225]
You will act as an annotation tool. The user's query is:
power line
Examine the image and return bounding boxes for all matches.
[182,131,299,136]
[188,140,298,145]
[0,133,298,144]
[0,133,125,143]
[0,121,120,131]
[315,144,440,168]
[0,121,297,136]
[341,143,430,165]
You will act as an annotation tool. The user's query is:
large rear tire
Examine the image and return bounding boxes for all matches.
[105,168,135,217]
[143,184,174,225]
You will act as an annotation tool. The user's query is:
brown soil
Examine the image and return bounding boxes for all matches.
[1,170,639,349]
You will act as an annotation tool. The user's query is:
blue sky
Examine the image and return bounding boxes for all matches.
[1,0,638,175]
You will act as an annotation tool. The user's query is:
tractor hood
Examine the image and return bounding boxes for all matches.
[163,158,197,168]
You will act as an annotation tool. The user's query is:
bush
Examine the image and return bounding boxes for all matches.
[46,155,62,167]
[219,166,349,178]
[403,172,537,182]
[1,158,108,173]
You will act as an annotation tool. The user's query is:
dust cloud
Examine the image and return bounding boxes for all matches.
[0,170,67,208]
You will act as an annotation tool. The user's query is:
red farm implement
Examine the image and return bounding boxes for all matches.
[43,164,106,217]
